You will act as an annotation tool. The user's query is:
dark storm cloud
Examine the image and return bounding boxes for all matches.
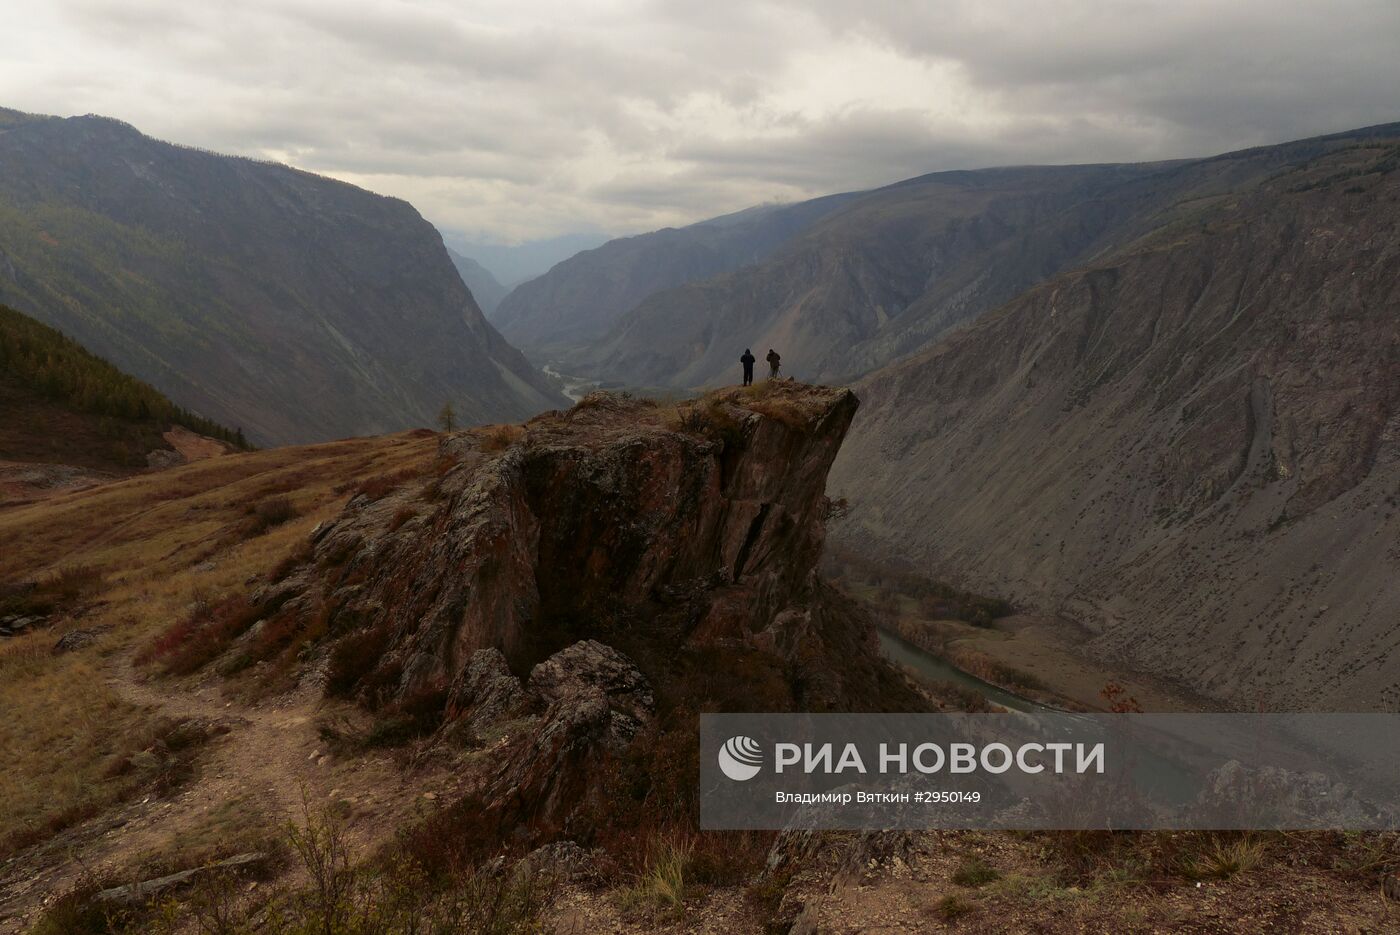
[5,0,1397,240]
[798,1,1400,144]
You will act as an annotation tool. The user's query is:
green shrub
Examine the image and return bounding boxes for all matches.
[951,855,1000,887]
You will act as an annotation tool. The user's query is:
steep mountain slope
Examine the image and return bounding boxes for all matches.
[447,248,507,316]
[830,139,1400,710]
[491,195,860,358]
[579,124,1400,391]
[0,108,565,445]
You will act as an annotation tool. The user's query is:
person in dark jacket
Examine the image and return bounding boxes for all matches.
[766,348,781,379]
[740,348,756,386]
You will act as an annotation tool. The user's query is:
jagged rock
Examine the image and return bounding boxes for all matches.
[766,830,821,879]
[1193,760,1394,828]
[787,903,820,935]
[52,626,108,653]
[486,692,612,836]
[520,841,604,883]
[446,648,528,730]
[283,382,904,711]
[0,614,45,637]
[528,640,654,748]
[263,383,920,835]
[96,852,264,905]
[484,640,654,833]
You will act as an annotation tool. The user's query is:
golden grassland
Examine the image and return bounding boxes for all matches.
[0,430,438,854]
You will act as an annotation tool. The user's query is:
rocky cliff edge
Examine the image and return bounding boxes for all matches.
[254,382,917,837]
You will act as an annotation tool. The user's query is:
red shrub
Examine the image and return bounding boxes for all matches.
[325,624,395,698]
[138,595,262,675]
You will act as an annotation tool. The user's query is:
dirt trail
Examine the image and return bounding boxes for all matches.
[0,656,460,932]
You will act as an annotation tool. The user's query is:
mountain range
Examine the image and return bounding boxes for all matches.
[3,102,1396,712]
[499,125,1400,400]
[448,232,611,290]
[0,107,565,445]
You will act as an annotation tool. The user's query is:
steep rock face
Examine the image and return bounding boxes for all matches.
[267,382,916,834]
[0,108,565,444]
[438,641,658,836]
[831,141,1400,710]
[289,383,868,697]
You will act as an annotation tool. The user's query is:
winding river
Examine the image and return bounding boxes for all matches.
[542,364,599,403]
[876,628,1055,714]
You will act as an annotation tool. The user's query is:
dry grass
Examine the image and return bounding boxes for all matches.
[0,563,104,617]
[0,430,437,857]
[345,465,424,501]
[131,792,282,878]
[232,495,297,540]
[477,423,525,452]
[933,892,976,921]
[1180,834,1269,881]
[951,855,1001,888]
[618,833,694,916]
[0,635,140,856]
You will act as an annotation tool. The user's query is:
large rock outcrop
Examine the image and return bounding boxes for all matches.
[269,382,913,713]
[262,382,916,834]
[287,383,860,693]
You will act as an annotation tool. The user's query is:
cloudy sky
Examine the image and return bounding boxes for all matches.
[5,0,1399,245]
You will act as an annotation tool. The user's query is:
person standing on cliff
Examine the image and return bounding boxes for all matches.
[740,348,756,386]
[766,348,782,379]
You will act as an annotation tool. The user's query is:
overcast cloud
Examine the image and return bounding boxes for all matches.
[3,0,1398,243]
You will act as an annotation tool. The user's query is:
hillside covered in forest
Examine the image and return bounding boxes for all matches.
[0,302,245,473]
